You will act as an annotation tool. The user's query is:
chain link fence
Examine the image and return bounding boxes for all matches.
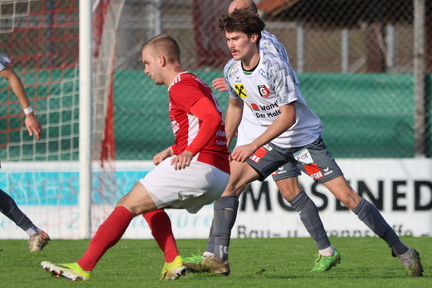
[113,0,431,160]
[1,0,431,161]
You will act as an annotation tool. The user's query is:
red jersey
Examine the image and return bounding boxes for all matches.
[168,72,230,174]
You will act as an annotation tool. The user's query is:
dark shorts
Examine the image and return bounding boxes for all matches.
[246,137,343,184]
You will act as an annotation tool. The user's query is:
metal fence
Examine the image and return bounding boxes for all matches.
[113,0,431,159]
[1,0,431,162]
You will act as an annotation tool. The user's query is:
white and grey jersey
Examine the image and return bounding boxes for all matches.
[0,52,11,72]
[236,30,295,146]
[261,30,289,62]
[224,49,323,149]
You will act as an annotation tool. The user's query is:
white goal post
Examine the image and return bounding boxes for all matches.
[0,0,125,239]
[79,0,93,239]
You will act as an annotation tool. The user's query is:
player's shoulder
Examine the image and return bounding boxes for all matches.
[261,30,280,47]
[261,30,277,41]
[223,59,241,78]
[172,71,210,89]
[261,48,285,66]
[260,30,289,61]
[175,71,194,81]
[173,71,198,85]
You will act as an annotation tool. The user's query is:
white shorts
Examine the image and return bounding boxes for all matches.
[139,156,229,214]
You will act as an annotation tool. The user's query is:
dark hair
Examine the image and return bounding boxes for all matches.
[219,8,265,43]
[141,34,180,63]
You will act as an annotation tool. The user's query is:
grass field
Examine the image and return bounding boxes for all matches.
[0,236,429,288]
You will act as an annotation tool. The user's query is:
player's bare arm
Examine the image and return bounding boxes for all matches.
[231,103,296,162]
[0,65,42,140]
[224,98,244,147]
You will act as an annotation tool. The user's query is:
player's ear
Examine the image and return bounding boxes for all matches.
[251,33,258,44]
[158,55,167,67]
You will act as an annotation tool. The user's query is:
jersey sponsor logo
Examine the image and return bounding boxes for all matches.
[255,110,281,118]
[234,84,248,99]
[171,120,180,135]
[249,146,269,163]
[293,148,313,164]
[263,144,273,151]
[228,63,240,78]
[323,167,334,176]
[249,103,260,111]
[258,68,268,79]
[216,129,226,137]
[304,163,324,180]
[249,102,279,113]
[259,101,278,111]
[271,166,287,176]
[258,85,270,98]
[293,148,324,180]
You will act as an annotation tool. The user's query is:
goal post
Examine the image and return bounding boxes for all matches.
[0,0,123,239]
[79,0,92,239]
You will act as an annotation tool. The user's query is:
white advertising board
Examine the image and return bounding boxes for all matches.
[1,159,431,239]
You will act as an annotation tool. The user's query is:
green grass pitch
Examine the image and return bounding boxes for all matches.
[0,237,429,288]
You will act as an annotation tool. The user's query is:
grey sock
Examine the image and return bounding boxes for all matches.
[290,191,331,250]
[213,195,239,261]
[205,219,215,254]
[353,197,408,254]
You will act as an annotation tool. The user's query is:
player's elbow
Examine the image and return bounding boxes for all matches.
[201,111,222,127]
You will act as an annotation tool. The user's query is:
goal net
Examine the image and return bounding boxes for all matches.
[0,0,123,239]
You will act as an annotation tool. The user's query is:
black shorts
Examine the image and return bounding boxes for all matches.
[246,137,343,183]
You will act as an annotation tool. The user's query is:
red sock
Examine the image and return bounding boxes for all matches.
[77,206,133,271]
[143,209,178,263]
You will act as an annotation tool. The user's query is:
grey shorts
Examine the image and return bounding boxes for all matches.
[246,137,343,183]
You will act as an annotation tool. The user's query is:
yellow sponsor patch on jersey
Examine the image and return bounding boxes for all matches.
[234,84,248,99]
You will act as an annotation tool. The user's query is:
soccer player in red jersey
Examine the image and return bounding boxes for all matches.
[40,34,230,281]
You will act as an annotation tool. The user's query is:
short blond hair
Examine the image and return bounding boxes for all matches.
[141,34,180,64]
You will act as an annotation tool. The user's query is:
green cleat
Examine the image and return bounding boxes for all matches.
[310,250,341,272]
[160,255,189,280]
[183,255,204,264]
[183,255,205,272]
[393,247,423,277]
[41,261,90,281]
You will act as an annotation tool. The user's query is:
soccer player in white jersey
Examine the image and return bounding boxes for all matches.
[188,0,340,273]
[189,8,423,277]
[0,52,50,252]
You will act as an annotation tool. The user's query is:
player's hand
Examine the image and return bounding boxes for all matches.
[153,148,173,165]
[171,150,194,170]
[230,144,256,163]
[24,113,42,141]
[212,77,228,92]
